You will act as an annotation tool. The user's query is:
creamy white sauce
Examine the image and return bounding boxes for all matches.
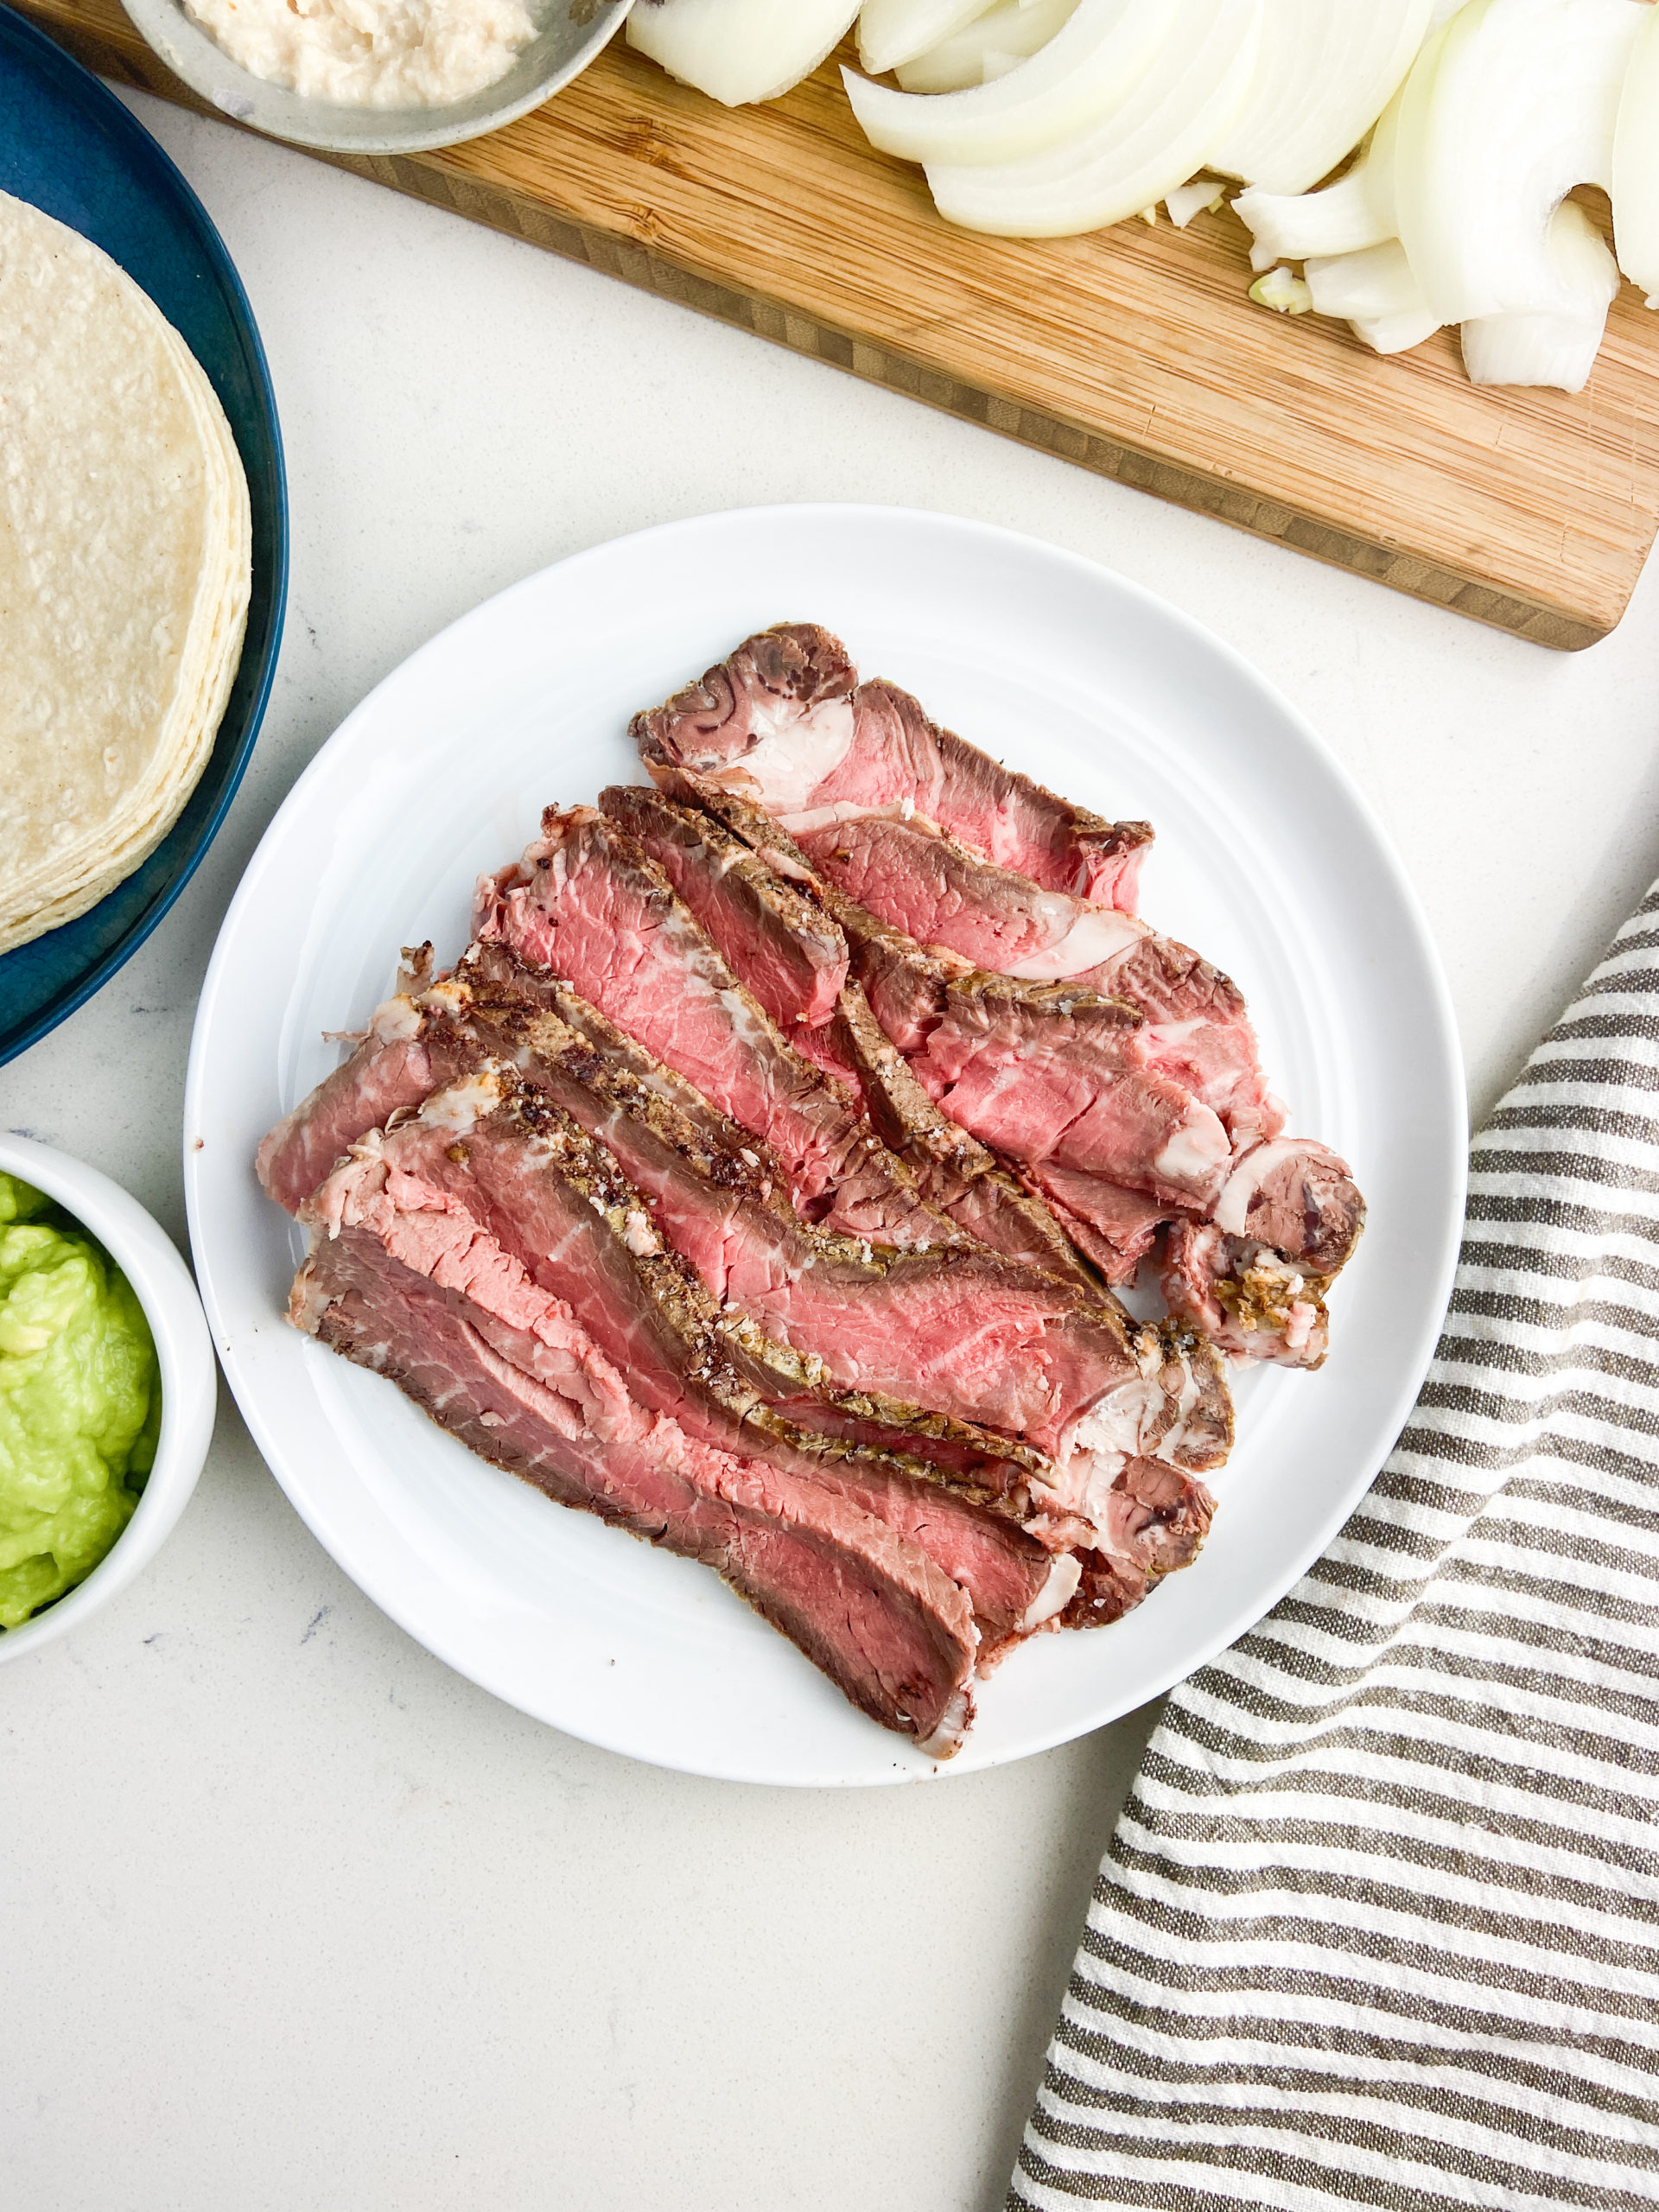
[186,0,537,109]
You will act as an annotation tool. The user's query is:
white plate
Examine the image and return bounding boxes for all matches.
[185,505,1465,1786]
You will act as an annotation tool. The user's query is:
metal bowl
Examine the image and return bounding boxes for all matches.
[118,0,634,156]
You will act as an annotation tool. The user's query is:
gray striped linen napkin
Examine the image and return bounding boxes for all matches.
[1008,883,1659,2212]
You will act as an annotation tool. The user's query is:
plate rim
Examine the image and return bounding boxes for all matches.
[185,501,1467,1785]
[0,3,289,1067]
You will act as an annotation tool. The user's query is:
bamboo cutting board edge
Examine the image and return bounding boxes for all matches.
[29,0,1654,652]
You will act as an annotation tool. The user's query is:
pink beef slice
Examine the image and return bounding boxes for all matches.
[792,810,1281,1151]
[1061,1459,1217,1628]
[627,767,1232,1217]
[1019,1165,1176,1288]
[596,782,1102,1294]
[600,783,849,1030]
[631,624,1152,911]
[257,963,1058,1509]
[322,1071,1071,1649]
[292,1154,979,1751]
[474,805,956,1249]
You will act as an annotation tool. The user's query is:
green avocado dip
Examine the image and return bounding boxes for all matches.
[0,1172,160,1630]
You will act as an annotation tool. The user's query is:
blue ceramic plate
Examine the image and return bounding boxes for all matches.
[0,4,287,1065]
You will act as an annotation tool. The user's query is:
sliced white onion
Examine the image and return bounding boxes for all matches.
[847,0,1165,169]
[1394,0,1644,324]
[924,0,1262,237]
[1611,0,1659,302]
[626,0,861,105]
[1461,197,1620,389]
[859,0,998,74]
[1350,304,1445,352]
[1233,84,1408,271]
[1211,0,1435,197]
[1166,175,1226,226]
[893,0,1078,91]
[1305,237,1427,320]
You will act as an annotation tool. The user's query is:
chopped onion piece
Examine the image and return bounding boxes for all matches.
[627,0,861,105]
[859,0,999,74]
[924,0,1262,238]
[1166,175,1226,226]
[1233,86,1407,272]
[1305,238,1429,321]
[1249,264,1313,313]
[847,0,1166,169]
[1394,0,1643,324]
[893,0,1079,92]
[1611,0,1659,301]
[1211,0,1435,197]
[1460,197,1620,390]
[1350,305,1444,353]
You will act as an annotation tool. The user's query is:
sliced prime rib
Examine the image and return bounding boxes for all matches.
[631,623,1153,911]
[621,767,1233,1217]
[292,1132,979,1751]
[1062,1457,1217,1628]
[474,805,953,1250]
[594,780,1103,1293]
[308,1064,1073,1650]
[257,969,1052,1504]
[642,763,1364,1355]
[261,946,1231,1552]
[600,781,849,1032]
[788,809,1282,1153]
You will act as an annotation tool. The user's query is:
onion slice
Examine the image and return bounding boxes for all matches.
[1612,0,1659,302]
[1461,197,1620,389]
[846,0,1166,169]
[859,0,999,74]
[893,0,1080,92]
[1211,0,1436,197]
[626,0,861,105]
[1233,79,1410,270]
[1394,0,1643,324]
[923,0,1262,237]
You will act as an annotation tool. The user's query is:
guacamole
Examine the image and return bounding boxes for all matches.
[0,1172,160,1630]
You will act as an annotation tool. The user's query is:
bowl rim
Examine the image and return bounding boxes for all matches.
[117,0,637,156]
[0,1133,217,1662]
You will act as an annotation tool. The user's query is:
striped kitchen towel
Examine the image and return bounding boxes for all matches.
[1009,885,1659,2211]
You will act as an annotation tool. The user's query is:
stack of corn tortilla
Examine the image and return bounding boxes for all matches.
[0,189,251,957]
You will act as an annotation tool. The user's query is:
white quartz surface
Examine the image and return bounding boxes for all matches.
[5,87,1659,2212]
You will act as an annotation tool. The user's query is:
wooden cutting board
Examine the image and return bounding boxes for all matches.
[29,0,1659,649]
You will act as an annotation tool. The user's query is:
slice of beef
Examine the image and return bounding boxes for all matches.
[261,944,1233,1556]
[830,981,1104,1293]
[594,781,1103,1293]
[475,805,951,1249]
[1019,1165,1177,1288]
[599,782,849,1031]
[1061,1458,1217,1629]
[636,766,1230,1213]
[292,1153,978,1751]
[632,625,1152,910]
[1162,1221,1332,1370]
[327,1066,1073,1650]
[257,967,1055,1506]
[792,810,1281,1151]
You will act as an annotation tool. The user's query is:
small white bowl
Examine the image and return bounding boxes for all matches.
[0,1133,217,1663]
[119,0,635,157]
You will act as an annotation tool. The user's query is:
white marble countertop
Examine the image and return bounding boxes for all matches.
[7,86,1659,2212]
